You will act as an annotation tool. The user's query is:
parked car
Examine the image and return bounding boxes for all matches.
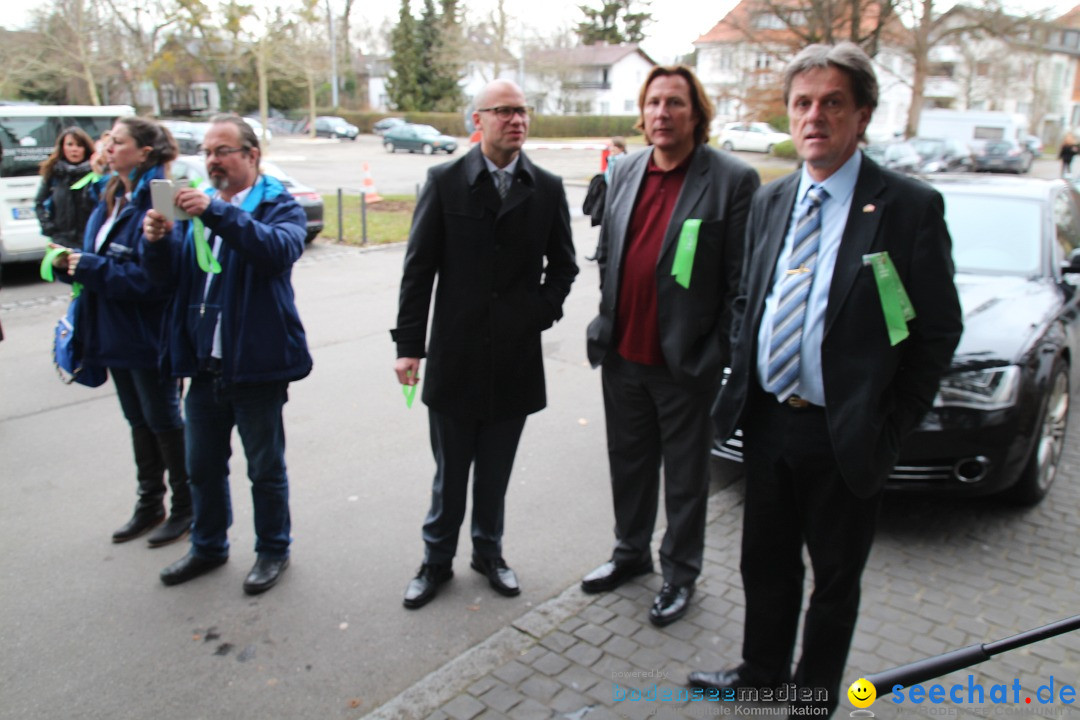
[372,117,407,137]
[313,115,359,140]
[382,123,458,155]
[170,155,323,243]
[911,137,975,173]
[715,175,1080,505]
[863,141,921,174]
[715,121,791,153]
[975,139,1034,174]
[1023,134,1044,156]
[160,120,210,156]
[243,117,272,142]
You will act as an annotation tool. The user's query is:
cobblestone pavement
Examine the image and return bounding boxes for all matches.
[366,404,1080,720]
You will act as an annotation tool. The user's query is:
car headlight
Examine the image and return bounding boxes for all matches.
[922,161,943,172]
[933,366,1020,410]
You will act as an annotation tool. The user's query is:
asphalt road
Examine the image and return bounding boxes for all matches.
[0,159,614,719]
[0,143,1064,720]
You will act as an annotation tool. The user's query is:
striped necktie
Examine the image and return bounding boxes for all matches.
[494,169,510,199]
[765,186,828,402]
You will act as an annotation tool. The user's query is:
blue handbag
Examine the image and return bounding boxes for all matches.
[53,293,107,387]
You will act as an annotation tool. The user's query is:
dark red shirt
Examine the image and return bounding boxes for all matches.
[614,154,690,366]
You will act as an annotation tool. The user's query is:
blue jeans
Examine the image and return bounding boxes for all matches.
[184,374,291,560]
[111,367,183,432]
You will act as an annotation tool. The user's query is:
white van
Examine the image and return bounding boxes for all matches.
[0,104,133,264]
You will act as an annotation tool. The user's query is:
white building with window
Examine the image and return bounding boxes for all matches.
[523,43,656,116]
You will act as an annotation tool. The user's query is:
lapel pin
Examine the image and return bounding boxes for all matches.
[862,203,876,213]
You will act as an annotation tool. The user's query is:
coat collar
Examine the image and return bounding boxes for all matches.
[464,144,536,218]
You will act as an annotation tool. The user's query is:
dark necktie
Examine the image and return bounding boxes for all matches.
[494,169,510,199]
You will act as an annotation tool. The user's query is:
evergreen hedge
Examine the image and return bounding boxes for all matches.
[303,110,642,138]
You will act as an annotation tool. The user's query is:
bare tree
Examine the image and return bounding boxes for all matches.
[26,0,111,105]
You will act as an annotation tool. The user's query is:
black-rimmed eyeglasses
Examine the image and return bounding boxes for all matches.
[198,146,247,159]
[476,106,531,120]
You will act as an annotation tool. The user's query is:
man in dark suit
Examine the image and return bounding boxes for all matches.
[688,43,963,715]
[391,80,578,609]
[581,66,760,626]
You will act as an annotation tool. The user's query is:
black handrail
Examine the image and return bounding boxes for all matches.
[865,615,1080,690]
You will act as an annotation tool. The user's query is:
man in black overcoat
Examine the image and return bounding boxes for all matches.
[391,79,578,609]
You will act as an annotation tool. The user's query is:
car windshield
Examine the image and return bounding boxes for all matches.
[885,143,917,161]
[413,125,440,136]
[941,192,1042,276]
[324,117,347,124]
[913,139,944,158]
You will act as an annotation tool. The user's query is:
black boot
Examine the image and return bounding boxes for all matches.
[112,426,166,543]
[147,427,193,548]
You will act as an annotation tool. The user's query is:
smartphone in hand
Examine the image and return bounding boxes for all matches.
[150,179,191,221]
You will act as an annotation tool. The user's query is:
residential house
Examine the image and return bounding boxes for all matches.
[922,5,1076,145]
[524,43,656,116]
[692,0,912,141]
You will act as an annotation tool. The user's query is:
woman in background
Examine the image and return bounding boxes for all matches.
[51,117,191,548]
[35,127,98,249]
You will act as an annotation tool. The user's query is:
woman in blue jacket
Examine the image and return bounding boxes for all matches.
[51,116,191,547]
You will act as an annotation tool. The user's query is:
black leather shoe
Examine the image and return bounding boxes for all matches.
[112,507,166,543]
[686,666,763,692]
[243,555,290,595]
[160,552,227,586]
[649,582,694,626]
[147,513,192,548]
[470,555,521,597]
[403,563,453,609]
[580,557,653,594]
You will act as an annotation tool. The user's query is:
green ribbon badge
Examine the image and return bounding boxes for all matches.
[671,219,701,289]
[863,251,915,346]
[40,246,82,297]
[69,171,101,190]
[402,370,418,409]
[188,179,221,275]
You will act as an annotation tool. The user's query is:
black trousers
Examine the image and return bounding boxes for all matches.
[601,355,715,587]
[421,408,527,565]
[739,386,882,713]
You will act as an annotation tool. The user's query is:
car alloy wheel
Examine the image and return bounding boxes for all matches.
[422,144,434,155]
[385,142,395,153]
[1008,360,1069,505]
[722,141,734,151]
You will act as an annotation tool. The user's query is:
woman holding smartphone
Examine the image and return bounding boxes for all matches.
[51,117,192,548]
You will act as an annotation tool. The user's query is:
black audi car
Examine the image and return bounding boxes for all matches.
[715,175,1080,505]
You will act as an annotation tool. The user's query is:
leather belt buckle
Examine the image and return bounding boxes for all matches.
[786,395,810,409]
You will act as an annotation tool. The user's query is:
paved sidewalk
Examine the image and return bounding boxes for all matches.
[366,417,1080,720]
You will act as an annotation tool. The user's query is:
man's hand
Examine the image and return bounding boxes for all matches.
[395,357,421,385]
[143,209,174,243]
[174,187,211,218]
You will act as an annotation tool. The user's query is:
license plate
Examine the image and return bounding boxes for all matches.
[988,159,1002,167]
[12,205,35,220]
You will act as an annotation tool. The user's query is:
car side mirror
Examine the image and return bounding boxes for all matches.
[1065,248,1080,274]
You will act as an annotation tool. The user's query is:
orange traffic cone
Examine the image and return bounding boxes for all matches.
[360,162,383,204]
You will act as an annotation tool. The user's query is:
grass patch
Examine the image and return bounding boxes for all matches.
[322,193,416,246]
[758,165,796,185]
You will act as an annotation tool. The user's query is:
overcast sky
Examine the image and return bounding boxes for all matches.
[1,0,1077,64]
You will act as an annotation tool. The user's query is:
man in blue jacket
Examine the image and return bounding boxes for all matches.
[143,115,312,595]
